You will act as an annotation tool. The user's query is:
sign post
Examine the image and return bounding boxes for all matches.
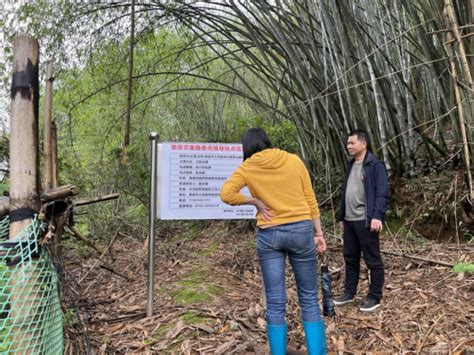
[147,132,159,317]
[147,139,256,316]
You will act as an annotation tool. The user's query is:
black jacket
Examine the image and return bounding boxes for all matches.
[339,151,388,225]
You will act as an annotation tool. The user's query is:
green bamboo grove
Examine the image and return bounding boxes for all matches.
[2,0,472,199]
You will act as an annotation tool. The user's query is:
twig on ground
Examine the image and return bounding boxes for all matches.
[78,231,120,283]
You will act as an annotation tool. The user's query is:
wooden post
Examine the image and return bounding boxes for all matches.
[43,60,54,191]
[9,35,40,236]
[9,35,41,353]
[43,65,61,262]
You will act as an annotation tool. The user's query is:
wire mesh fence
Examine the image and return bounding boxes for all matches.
[0,216,63,354]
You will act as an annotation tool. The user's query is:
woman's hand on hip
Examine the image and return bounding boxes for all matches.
[253,199,273,222]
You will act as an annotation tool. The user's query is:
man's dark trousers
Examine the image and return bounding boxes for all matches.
[343,220,384,301]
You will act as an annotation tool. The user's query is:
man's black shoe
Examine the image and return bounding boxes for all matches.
[360,298,380,312]
[333,294,354,306]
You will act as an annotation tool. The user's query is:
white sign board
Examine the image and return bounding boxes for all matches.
[157,142,256,220]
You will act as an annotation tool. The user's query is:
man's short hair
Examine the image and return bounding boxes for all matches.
[348,129,369,145]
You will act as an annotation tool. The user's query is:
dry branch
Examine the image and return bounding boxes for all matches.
[99,264,131,281]
[41,184,78,202]
[328,232,456,267]
[382,250,455,267]
[75,193,119,207]
[65,225,104,254]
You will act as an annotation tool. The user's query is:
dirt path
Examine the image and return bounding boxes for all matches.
[62,221,473,354]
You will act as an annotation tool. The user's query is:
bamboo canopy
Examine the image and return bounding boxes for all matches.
[139,0,472,198]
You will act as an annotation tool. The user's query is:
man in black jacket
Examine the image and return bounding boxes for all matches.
[334,130,388,312]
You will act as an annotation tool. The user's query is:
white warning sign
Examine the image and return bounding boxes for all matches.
[157,142,256,220]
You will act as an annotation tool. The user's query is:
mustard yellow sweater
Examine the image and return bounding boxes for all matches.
[220,148,320,226]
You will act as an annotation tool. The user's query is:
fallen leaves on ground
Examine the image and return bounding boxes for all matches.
[63,221,474,353]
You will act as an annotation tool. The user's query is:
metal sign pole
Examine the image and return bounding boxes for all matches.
[147,132,159,317]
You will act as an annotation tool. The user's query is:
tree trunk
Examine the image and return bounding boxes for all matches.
[123,0,135,163]
[43,61,54,191]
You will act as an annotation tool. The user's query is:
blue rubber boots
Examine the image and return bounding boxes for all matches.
[267,321,326,355]
[267,324,287,355]
[304,321,326,355]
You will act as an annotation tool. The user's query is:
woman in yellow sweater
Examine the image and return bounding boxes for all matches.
[220,128,327,355]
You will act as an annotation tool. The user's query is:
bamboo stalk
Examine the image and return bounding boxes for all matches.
[444,7,474,202]
[444,0,473,97]
[43,61,54,191]
[51,121,59,188]
[426,23,473,34]
[366,58,391,170]
[123,0,135,163]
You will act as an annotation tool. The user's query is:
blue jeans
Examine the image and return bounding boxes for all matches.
[257,220,322,325]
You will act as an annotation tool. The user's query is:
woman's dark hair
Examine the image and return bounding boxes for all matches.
[241,128,273,160]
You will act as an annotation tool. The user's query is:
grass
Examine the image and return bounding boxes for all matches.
[384,216,428,247]
[183,221,210,241]
[319,209,338,229]
[243,236,256,250]
[172,289,210,304]
[180,311,212,325]
[206,285,224,295]
[154,287,169,296]
[197,241,220,256]
[155,268,224,304]
[0,183,8,197]
[452,262,474,274]
[144,321,177,345]
[173,269,224,304]
[63,308,77,327]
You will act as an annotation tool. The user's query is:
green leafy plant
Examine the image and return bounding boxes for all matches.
[452,262,474,274]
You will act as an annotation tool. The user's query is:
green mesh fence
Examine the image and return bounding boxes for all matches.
[0,216,63,354]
